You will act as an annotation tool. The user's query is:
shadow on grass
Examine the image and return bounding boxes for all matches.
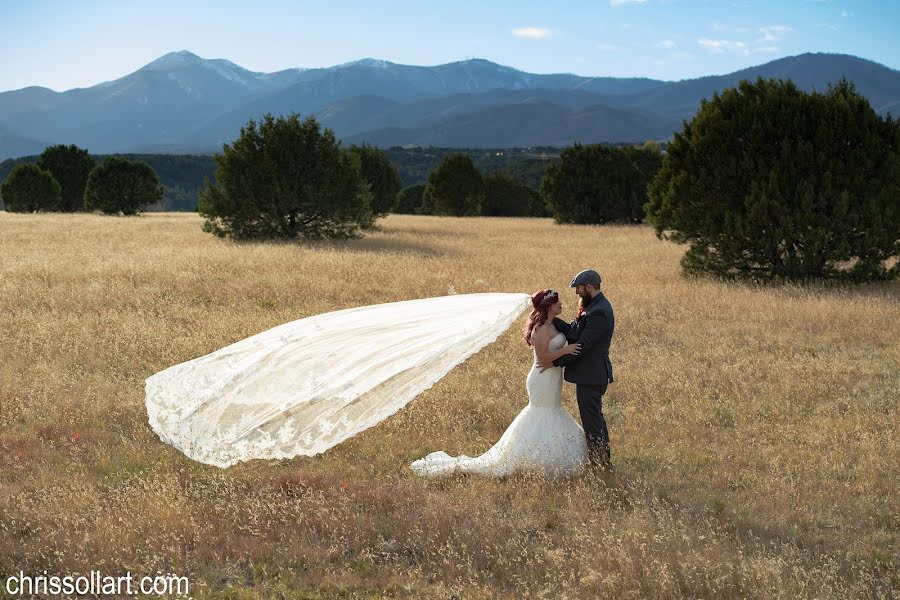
[227,235,448,257]
[685,273,900,303]
[381,226,468,239]
[763,279,900,303]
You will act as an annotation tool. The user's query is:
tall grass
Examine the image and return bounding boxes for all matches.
[1,211,897,598]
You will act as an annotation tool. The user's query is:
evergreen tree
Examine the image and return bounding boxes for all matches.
[394,184,426,214]
[198,113,372,239]
[482,172,539,217]
[416,187,435,215]
[424,153,484,216]
[84,157,163,215]
[541,144,653,224]
[348,144,401,218]
[625,144,664,215]
[0,163,61,212]
[527,186,550,217]
[646,77,900,281]
[37,144,95,212]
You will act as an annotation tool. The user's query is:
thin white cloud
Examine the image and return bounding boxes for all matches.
[657,39,678,49]
[697,23,794,56]
[512,27,552,40]
[816,22,839,31]
[758,25,793,43]
[841,10,853,17]
[698,37,750,55]
[610,0,647,6]
[596,43,626,52]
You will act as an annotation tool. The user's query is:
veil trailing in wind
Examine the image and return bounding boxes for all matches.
[145,293,531,468]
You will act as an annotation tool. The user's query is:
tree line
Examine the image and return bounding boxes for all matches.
[0,145,648,215]
[2,76,897,282]
[0,147,164,214]
[0,147,559,212]
[195,113,662,239]
[0,153,217,212]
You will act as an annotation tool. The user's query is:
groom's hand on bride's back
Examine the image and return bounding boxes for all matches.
[564,343,582,356]
[539,343,580,372]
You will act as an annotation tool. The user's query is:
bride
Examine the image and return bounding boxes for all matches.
[410,289,589,478]
[144,290,588,473]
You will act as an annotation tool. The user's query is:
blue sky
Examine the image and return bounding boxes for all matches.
[1,0,897,92]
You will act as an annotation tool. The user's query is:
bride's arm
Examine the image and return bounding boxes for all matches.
[533,329,580,366]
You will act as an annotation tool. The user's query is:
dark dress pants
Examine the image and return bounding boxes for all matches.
[576,383,610,466]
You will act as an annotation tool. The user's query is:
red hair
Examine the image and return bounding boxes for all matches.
[523,289,559,346]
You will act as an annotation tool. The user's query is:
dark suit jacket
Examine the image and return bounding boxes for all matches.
[552,292,615,385]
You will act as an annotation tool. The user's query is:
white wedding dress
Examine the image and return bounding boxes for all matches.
[410,330,588,478]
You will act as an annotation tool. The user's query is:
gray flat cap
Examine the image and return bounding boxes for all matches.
[570,269,601,287]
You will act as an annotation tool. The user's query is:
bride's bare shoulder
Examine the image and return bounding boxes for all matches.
[533,323,555,341]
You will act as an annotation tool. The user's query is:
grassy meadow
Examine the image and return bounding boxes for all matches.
[0,211,897,598]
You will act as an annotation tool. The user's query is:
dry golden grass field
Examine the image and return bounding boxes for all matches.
[1,211,898,599]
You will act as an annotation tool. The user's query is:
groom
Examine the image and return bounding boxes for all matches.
[550,269,615,469]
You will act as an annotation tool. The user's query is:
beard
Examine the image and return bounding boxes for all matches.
[576,294,589,317]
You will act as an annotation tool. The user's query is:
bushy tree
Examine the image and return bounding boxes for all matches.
[199,114,372,239]
[541,143,655,224]
[394,184,426,214]
[423,153,484,217]
[37,144,95,211]
[416,187,435,215]
[528,187,550,218]
[626,144,664,198]
[482,172,540,217]
[0,163,61,212]
[646,77,900,281]
[84,157,163,215]
[349,144,401,218]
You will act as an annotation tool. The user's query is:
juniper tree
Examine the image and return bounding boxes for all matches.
[84,157,163,215]
[37,144,96,212]
[646,77,900,281]
[424,153,484,217]
[198,113,372,239]
[0,163,61,212]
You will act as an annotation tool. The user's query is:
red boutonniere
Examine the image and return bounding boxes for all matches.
[577,305,585,318]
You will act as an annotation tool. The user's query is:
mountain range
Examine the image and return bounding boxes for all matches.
[1,50,898,160]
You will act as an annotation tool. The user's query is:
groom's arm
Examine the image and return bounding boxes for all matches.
[553,310,611,367]
[552,317,575,336]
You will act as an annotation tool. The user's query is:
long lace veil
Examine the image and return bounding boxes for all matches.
[145,293,531,468]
